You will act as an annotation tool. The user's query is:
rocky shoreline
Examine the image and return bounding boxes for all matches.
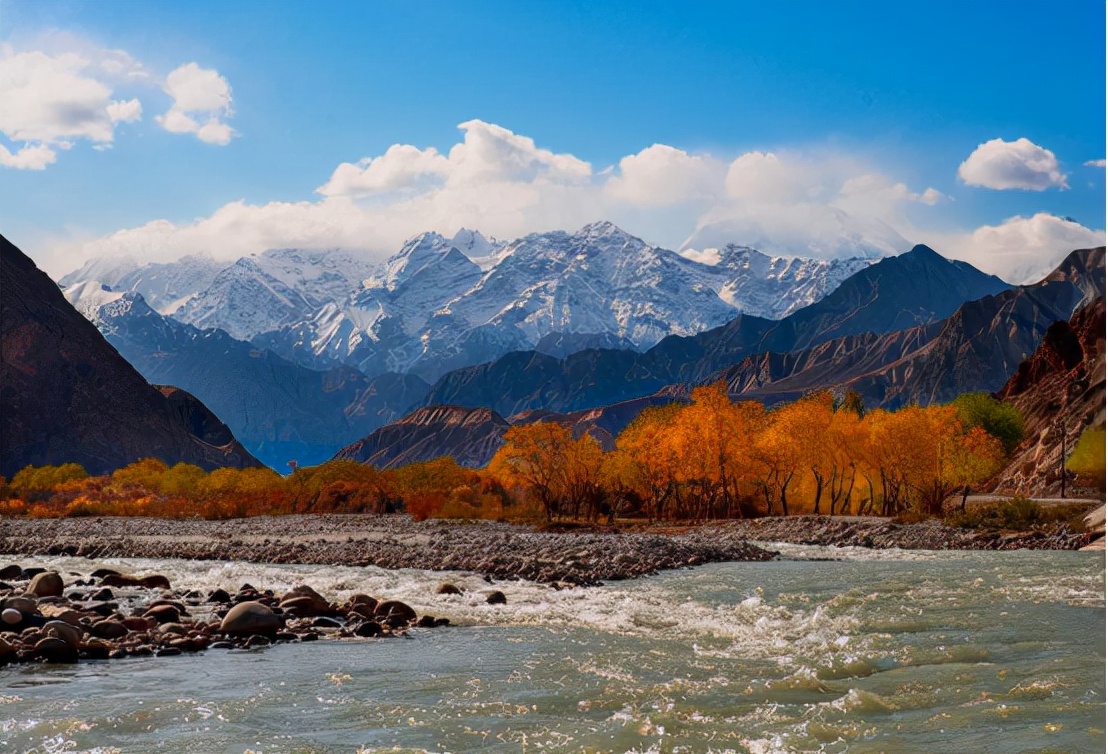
[0,563,449,667]
[0,515,777,586]
[720,515,1095,551]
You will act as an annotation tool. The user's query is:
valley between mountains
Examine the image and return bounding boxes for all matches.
[52,222,1102,482]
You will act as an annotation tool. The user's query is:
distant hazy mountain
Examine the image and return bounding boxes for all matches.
[61,254,225,316]
[87,292,429,469]
[422,244,1012,416]
[1,235,260,477]
[63,223,873,382]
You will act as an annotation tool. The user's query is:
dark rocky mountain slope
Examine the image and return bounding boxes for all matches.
[424,245,1010,416]
[334,406,511,469]
[990,297,1105,496]
[710,247,1105,409]
[0,235,261,477]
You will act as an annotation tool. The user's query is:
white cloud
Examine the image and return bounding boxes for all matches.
[156,62,236,145]
[318,144,450,196]
[925,213,1105,284]
[1085,158,1106,168]
[0,142,57,170]
[0,49,117,144]
[0,36,234,168]
[605,144,725,206]
[687,152,943,258]
[957,137,1068,190]
[107,98,142,123]
[42,120,1101,285]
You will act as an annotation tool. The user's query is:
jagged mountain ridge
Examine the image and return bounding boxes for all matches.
[709,247,1105,409]
[63,223,873,382]
[347,247,1103,471]
[0,234,261,477]
[90,292,430,470]
[422,244,1012,416]
[261,223,874,381]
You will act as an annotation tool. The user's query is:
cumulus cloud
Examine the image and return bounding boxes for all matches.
[0,36,236,167]
[156,62,235,145]
[1085,158,1106,168]
[925,213,1105,284]
[0,49,117,145]
[604,144,725,206]
[0,142,57,170]
[107,98,142,123]
[957,137,1068,190]
[48,121,957,276]
[318,144,450,196]
[686,152,943,258]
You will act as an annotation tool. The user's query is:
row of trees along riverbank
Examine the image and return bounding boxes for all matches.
[2,386,1102,523]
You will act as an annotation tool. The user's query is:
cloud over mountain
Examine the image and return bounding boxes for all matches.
[957,137,1068,191]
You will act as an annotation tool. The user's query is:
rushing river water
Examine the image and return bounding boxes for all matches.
[0,545,1103,754]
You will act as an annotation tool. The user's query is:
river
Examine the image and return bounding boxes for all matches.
[1,545,1103,753]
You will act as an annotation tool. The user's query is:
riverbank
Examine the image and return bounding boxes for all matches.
[0,515,776,586]
[721,514,1096,551]
[0,513,1096,591]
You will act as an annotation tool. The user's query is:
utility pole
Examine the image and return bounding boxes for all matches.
[1060,417,1066,499]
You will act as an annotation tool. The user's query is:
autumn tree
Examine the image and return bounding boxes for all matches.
[11,463,89,500]
[607,403,685,521]
[755,400,807,516]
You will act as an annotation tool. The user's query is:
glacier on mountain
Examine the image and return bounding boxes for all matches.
[62,222,874,381]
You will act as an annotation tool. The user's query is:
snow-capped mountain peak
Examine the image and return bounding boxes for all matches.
[62,222,881,383]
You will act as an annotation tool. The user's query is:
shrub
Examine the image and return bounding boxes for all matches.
[951,393,1025,454]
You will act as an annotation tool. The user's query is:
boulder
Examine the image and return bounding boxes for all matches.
[353,621,382,637]
[39,604,83,626]
[279,585,331,616]
[0,636,16,660]
[207,588,232,604]
[100,574,172,590]
[28,572,64,597]
[42,620,83,649]
[437,583,463,595]
[486,591,507,605]
[143,604,181,624]
[0,565,22,581]
[2,596,37,614]
[34,636,78,663]
[89,620,128,640]
[219,601,281,637]
[375,600,417,626]
[1,609,22,627]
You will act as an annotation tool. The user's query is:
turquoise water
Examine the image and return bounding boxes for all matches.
[1,545,1103,753]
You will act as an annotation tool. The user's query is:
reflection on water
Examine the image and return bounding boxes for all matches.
[0,547,1103,753]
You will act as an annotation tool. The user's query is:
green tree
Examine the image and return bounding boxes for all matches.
[951,393,1025,454]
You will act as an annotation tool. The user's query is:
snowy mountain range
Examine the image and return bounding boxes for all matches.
[62,222,874,381]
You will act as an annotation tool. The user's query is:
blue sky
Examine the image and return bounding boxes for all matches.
[0,0,1104,282]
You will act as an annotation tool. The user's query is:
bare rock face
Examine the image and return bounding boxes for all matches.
[991,297,1105,496]
[334,405,511,469]
[0,234,262,477]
